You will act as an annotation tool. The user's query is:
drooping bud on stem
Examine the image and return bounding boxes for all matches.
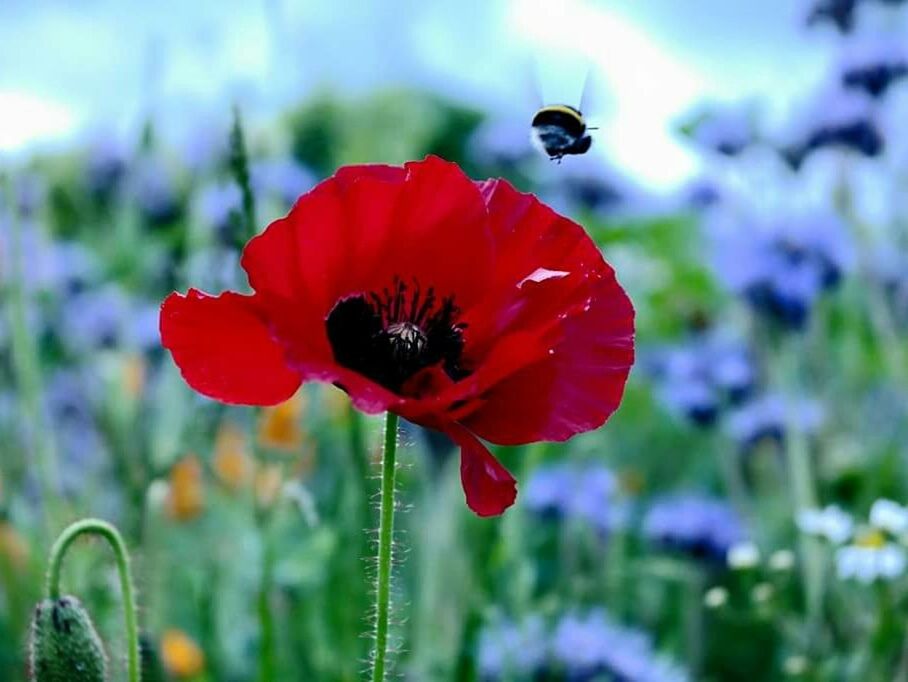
[29,596,108,681]
[36,518,141,682]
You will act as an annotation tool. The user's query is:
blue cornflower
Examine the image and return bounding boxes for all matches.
[85,136,129,199]
[477,615,549,680]
[552,610,688,682]
[642,494,746,561]
[646,332,755,427]
[840,35,908,98]
[13,173,46,217]
[43,368,109,495]
[725,393,825,449]
[193,181,243,244]
[687,106,755,157]
[709,210,853,329]
[251,159,316,209]
[541,154,627,216]
[0,219,98,295]
[787,88,883,168]
[179,118,230,172]
[58,285,160,354]
[469,117,536,169]
[805,0,859,32]
[684,180,723,210]
[524,462,629,534]
[130,157,182,226]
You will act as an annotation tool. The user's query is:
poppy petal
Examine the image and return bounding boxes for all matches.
[462,274,635,444]
[445,423,517,517]
[160,289,301,405]
[458,179,635,444]
[242,155,494,321]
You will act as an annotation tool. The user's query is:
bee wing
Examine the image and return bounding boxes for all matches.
[533,49,590,110]
[523,55,546,111]
[578,66,612,130]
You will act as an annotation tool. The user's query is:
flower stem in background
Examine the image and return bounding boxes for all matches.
[370,412,399,682]
[229,106,257,243]
[776,337,823,642]
[256,513,277,682]
[1,175,62,532]
[46,518,141,682]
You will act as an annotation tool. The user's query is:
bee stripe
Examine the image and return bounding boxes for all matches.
[534,105,585,124]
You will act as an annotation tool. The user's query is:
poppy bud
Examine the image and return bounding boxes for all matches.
[29,596,108,681]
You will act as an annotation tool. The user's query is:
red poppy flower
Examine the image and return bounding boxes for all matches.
[160,156,634,516]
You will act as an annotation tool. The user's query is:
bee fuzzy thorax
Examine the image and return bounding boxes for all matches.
[531,104,592,162]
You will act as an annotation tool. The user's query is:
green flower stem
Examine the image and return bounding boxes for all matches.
[229,106,257,243]
[2,175,62,531]
[776,337,823,641]
[256,512,277,682]
[47,519,141,682]
[370,412,399,682]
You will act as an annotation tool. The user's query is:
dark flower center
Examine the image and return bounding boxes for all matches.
[325,278,468,393]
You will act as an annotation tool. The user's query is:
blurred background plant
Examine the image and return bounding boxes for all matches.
[2,0,908,680]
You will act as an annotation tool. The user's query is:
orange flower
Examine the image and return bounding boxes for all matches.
[213,422,251,491]
[167,456,204,521]
[257,392,305,452]
[0,522,28,570]
[161,629,205,679]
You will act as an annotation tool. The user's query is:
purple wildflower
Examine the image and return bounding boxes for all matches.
[709,210,854,329]
[469,117,536,169]
[477,615,549,680]
[646,332,755,427]
[552,610,689,682]
[525,462,629,535]
[130,157,182,226]
[642,494,746,562]
[840,35,908,99]
[725,393,825,449]
[805,0,858,33]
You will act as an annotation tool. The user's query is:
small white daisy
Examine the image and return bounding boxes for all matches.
[869,499,908,536]
[835,529,908,583]
[797,505,853,544]
[727,542,761,569]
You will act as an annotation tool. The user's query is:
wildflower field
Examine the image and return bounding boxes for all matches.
[3,2,908,681]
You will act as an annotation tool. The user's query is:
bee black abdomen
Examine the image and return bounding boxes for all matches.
[570,135,592,155]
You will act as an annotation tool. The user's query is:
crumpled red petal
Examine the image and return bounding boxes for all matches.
[160,289,301,405]
[457,179,635,444]
[445,423,517,517]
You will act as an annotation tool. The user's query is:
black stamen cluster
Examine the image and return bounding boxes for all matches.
[326,278,468,393]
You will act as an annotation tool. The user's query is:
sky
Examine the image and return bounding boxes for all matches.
[0,0,833,190]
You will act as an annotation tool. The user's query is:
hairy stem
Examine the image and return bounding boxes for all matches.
[370,412,399,682]
[47,518,141,682]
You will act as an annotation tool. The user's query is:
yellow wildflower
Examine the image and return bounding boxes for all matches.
[258,392,305,452]
[0,522,28,570]
[167,456,204,521]
[161,629,205,679]
[213,422,251,492]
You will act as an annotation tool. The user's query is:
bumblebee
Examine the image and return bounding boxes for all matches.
[531,104,593,162]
